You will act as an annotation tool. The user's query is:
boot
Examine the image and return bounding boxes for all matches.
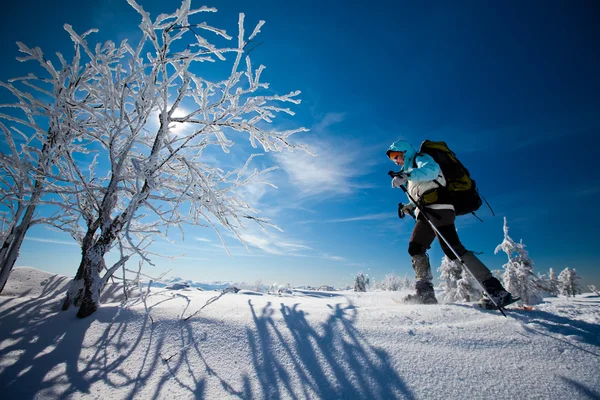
[403,280,438,304]
[478,277,515,309]
[404,254,437,304]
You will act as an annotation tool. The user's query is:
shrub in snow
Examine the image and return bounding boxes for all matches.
[589,285,599,296]
[558,267,582,298]
[354,272,369,292]
[380,273,403,291]
[495,217,543,305]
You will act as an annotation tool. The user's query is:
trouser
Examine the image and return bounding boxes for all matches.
[408,209,467,259]
[408,208,493,282]
[407,208,496,292]
[408,208,468,282]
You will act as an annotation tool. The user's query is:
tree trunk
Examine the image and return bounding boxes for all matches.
[62,217,101,310]
[0,203,39,294]
[76,246,107,319]
[0,138,52,294]
[61,257,88,310]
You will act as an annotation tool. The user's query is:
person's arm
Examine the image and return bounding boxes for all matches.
[407,153,440,182]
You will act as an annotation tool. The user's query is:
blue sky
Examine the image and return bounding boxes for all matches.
[2,0,599,288]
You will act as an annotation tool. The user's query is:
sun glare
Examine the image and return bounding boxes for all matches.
[169,108,192,135]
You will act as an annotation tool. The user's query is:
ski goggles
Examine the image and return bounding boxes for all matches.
[387,151,404,161]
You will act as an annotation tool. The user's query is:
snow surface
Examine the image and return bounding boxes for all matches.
[1,267,599,399]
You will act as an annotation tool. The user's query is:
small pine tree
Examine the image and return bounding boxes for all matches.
[548,268,559,296]
[495,217,543,305]
[558,267,583,297]
[535,272,551,297]
[402,275,413,290]
[354,272,369,292]
[438,256,461,298]
[455,271,483,303]
[571,269,583,295]
[438,256,481,303]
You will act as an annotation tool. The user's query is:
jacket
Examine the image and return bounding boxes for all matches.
[388,140,454,215]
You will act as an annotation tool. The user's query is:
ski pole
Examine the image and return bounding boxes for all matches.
[389,172,506,316]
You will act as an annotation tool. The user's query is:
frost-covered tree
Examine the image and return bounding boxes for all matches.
[354,272,369,292]
[402,274,412,290]
[558,267,582,298]
[380,272,402,291]
[536,272,550,295]
[438,256,481,303]
[589,285,599,296]
[40,0,308,318]
[253,279,264,293]
[547,268,559,296]
[438,255,461,295]
[494,217,543,305]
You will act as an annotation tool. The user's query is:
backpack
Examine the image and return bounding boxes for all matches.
[413,140,484,216]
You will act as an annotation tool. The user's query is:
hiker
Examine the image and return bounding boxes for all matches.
[386,139,513,308]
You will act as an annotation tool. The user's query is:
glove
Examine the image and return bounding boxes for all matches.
[398,203,415,219]
[391,173,408,188]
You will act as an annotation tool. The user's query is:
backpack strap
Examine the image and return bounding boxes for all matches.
[477,188,495,216]
[413,152,444,188]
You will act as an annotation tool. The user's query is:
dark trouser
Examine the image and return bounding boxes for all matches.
[408,209,467,260]
[408,208,493,283]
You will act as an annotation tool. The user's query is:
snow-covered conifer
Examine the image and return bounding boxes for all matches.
[547,268,559,296]
[558,267,583,298]
[354,272,368,292]
[494,217,543,305]
[438,256,461,299]
[438,256,481,303]
[536,272,550,295]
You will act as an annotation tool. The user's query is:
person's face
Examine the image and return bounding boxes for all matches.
[390,152,405,166]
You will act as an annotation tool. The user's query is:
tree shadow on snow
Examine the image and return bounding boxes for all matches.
[0,291,141,398]
[242,300,416,400]
[0,287,184,399]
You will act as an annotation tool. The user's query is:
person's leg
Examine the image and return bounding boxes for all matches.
[427,209,514,307]
[426,209,493,281]
[406,216,438,304]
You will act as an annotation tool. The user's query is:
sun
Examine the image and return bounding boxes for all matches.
[169,108,192,135]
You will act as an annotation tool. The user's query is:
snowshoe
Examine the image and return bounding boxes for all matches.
[478,292,520,310]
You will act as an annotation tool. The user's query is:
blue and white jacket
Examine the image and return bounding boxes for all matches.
[388,140,454,215]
